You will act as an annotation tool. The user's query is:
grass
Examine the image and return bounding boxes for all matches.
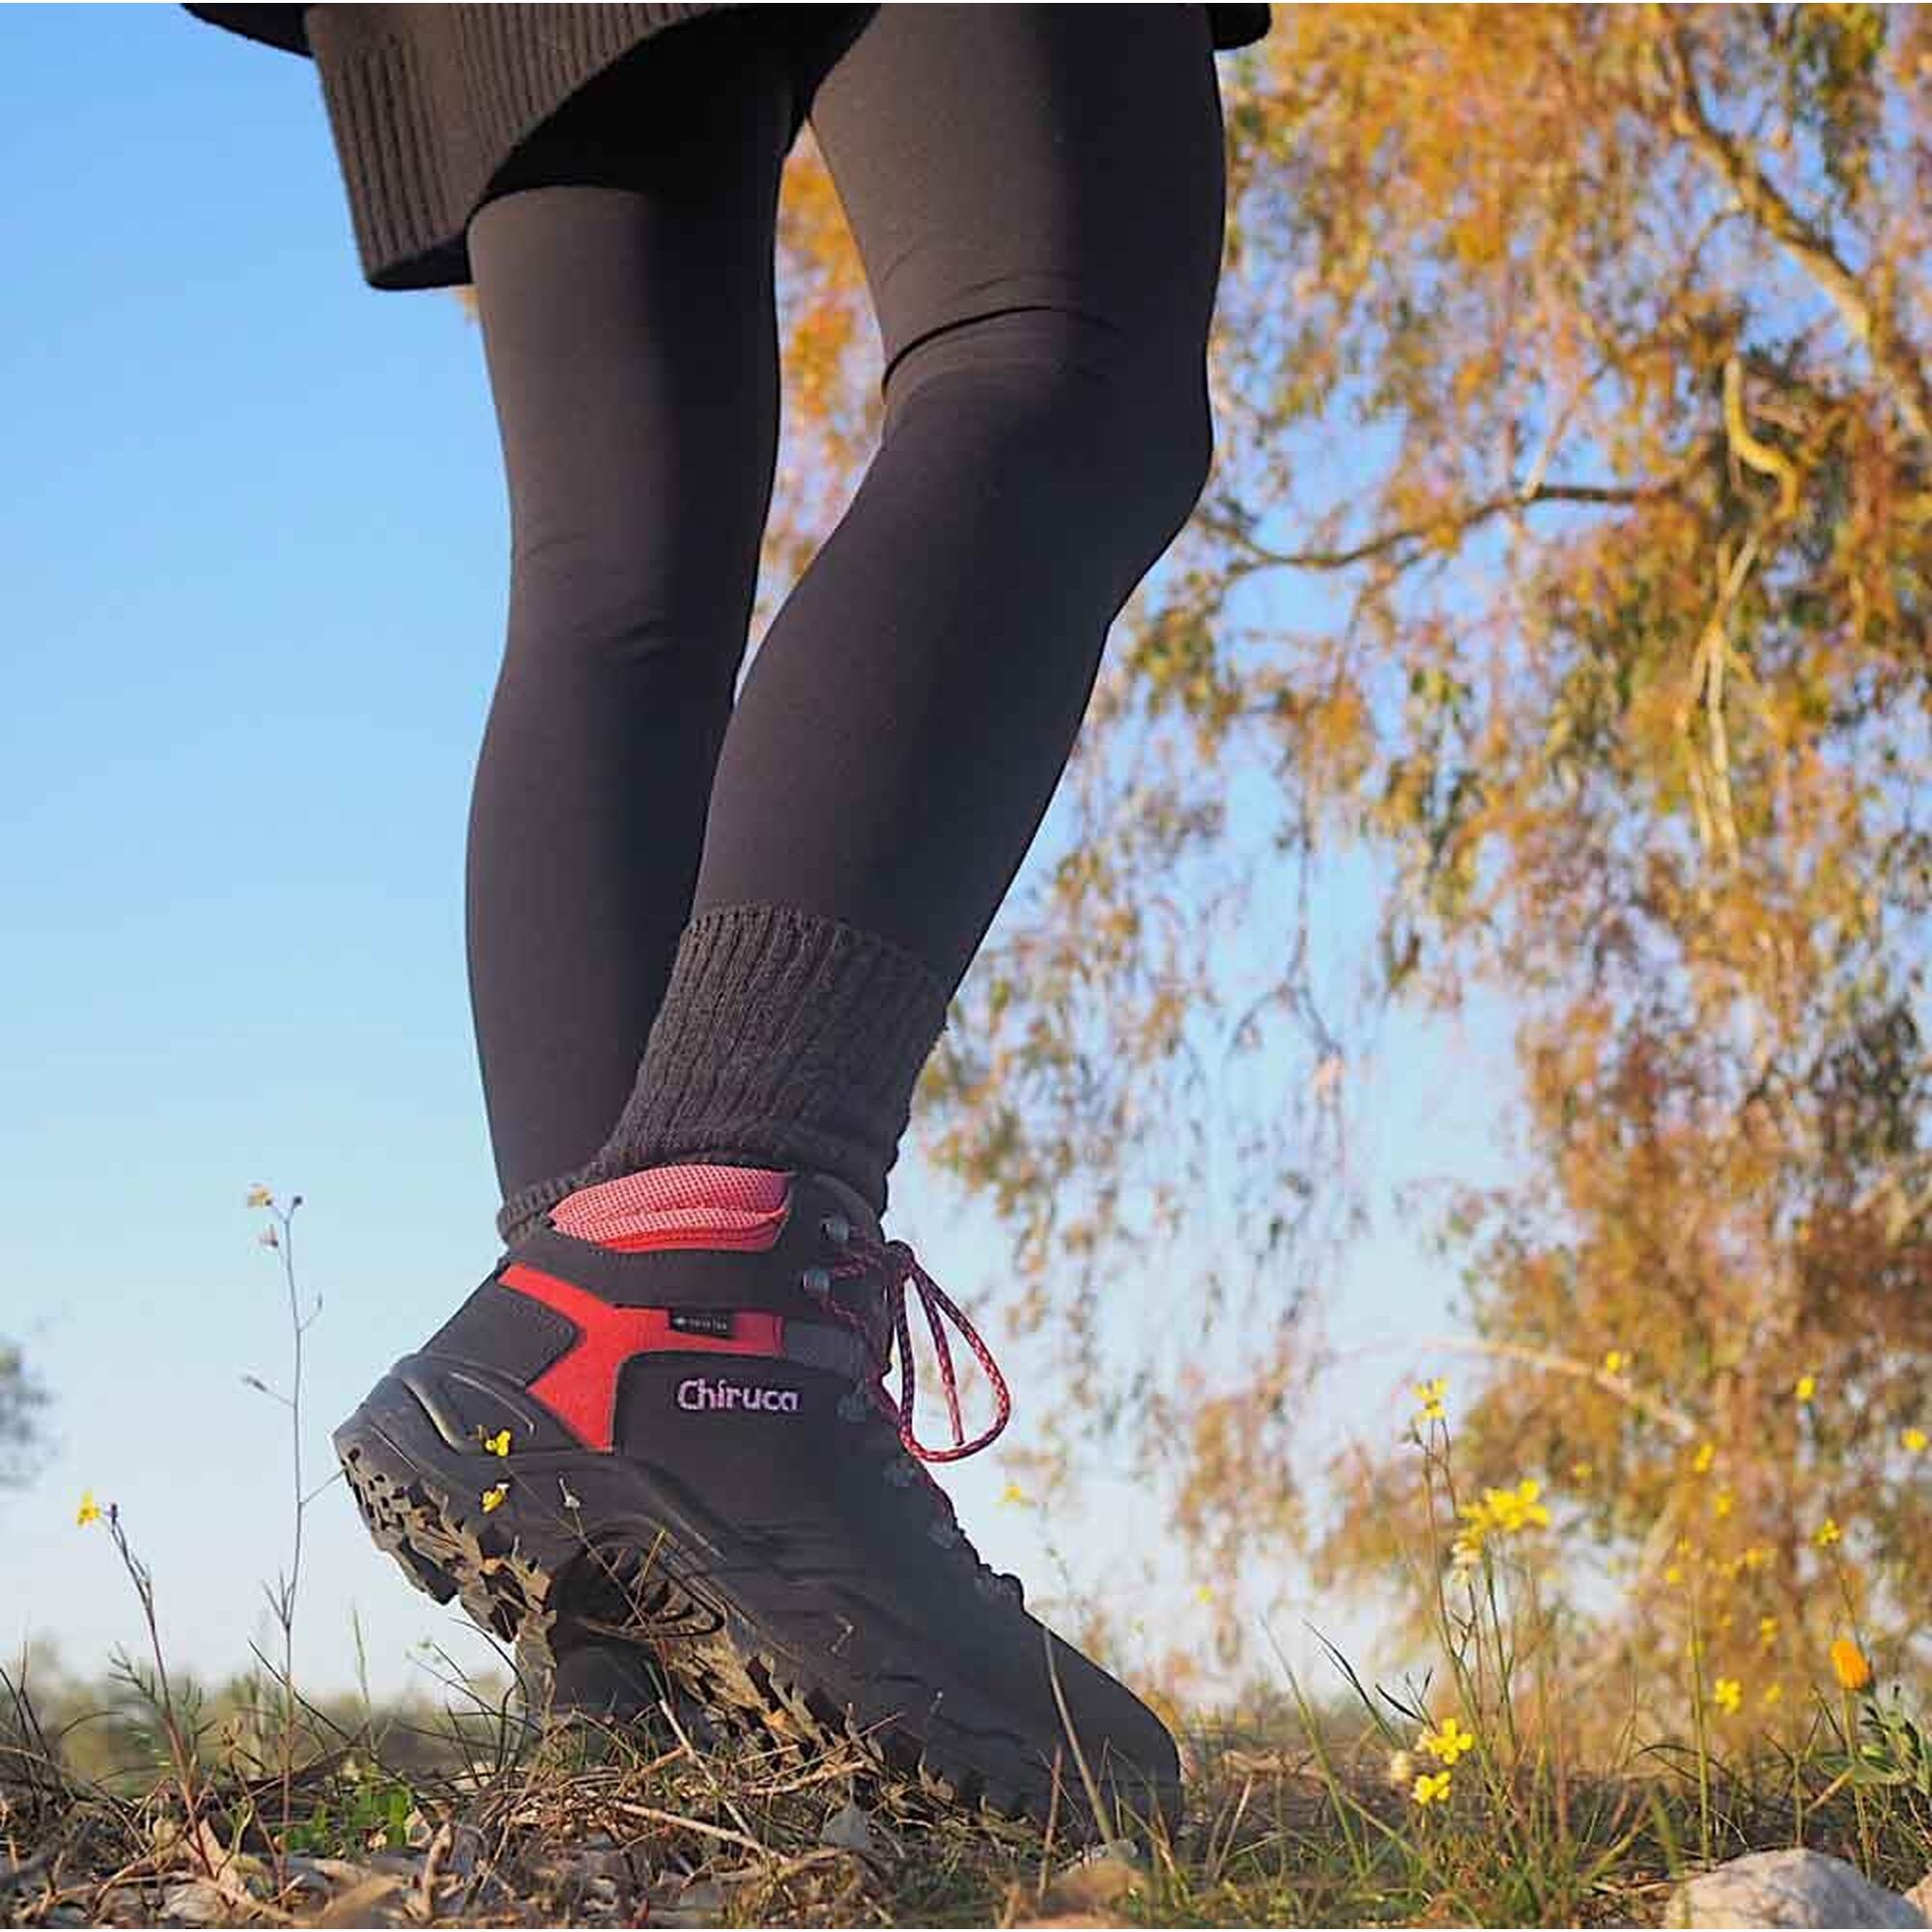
[2,1188,1925,1925]
[3,1659,1925,1926]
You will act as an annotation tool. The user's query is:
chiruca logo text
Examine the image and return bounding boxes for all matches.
[676,1377,800,1414]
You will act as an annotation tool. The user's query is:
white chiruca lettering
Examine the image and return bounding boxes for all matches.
[676,1377,801,1414]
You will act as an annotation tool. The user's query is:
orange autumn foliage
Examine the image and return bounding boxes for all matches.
[454,7,1929,1693]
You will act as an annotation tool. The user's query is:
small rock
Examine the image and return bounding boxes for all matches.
[96,1886,156,1928]
[1026,1840,1146,1922]
[0,1851,52,1895]
[1665,1849,1926,1928]
[820,1800,903,1868]
[534,1844,635,1889]
[644,1876,727,1927]
[579,1873,622,1919]
[159,1879,236,1923]
[364,1851,425,1879]
[444,1823,487,1879]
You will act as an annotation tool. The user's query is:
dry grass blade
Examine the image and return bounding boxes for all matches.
[302,1872,405,1928]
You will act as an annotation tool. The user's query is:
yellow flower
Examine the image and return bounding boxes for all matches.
[1829,1637,1872,1692]
[1813,1517,1841,1548]
[1903,1427,1927,1455]
[1495,1478,1550,1531]
[244,1184,273,1208]
[75,1490,102,1527]
[1569,1460,1594,1482]
[1413,1377,1448,1422]
[480,1428,512,1458]
[1761,1682,1783,1707]
[1712,1678,1743,1716]
[1452,1477,1550,1566]
[1420,1715,1475,1766]
[1758,1615,1779,1650]
[1603,1350,1628,1376]
[1691,1441,1716,1475]
[1664,1564,1684,1586]
[1741,1545,1771,1572]
[480,1483,509,1513]
[1000,1483,1029,1506]
[1794,1374,1816,1405]
[1194,1583,1216,1605]
[1712,1487,1734,1520]
[1411,1770,1452,1807]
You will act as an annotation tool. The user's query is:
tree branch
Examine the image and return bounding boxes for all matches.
[1197,477,1682,575]
[1332,1331,1701,1440]
[1658,17,1932,447]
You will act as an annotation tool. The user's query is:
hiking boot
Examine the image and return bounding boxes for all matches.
[330,1163,1180,1836]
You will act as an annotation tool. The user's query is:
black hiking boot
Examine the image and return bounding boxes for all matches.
[330,1165,1180,1836]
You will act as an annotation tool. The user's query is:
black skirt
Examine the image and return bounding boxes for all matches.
[183,3,1274,293]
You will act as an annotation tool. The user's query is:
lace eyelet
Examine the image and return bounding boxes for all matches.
[800,1265,832,1295]
[820,1212,853,1247]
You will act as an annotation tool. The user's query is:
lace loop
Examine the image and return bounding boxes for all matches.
[807,1230,1013,1466]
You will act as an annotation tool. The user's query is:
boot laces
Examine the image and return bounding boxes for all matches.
[804,1223,1024,1605]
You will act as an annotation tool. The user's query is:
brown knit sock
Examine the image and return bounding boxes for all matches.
[495,902,951,1249]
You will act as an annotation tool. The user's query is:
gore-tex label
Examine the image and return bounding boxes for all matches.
[668,1308,735,1339]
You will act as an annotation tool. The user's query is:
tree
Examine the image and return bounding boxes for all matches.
[0,1342,46,1490]
[450,6,1929,1694]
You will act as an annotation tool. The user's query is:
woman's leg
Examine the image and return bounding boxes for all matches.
[553,3,1228,1231]
[461,10,801,1219]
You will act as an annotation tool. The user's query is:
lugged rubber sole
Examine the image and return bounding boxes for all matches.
[331,1371,1164,1838]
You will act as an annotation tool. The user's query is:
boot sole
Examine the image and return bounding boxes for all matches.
[333,1364,1170,1836]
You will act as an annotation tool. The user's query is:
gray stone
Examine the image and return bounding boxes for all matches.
[158,1879,236,1923]
[1665,1849,1926,1928]
[821,1800,903,1868]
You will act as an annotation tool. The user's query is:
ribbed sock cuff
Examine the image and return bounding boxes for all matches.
[497,1156,607,1252]
[494,903,951,1246]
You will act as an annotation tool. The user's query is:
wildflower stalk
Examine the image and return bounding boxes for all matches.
[244,1185,320,1871]
[1684,1571,1712,1866]
[99,1505,208,1862]
[1821,1543,1877,1876]
[1409,1400,1539,1888]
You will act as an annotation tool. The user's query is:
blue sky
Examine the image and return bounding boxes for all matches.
[2,4,1519,1710]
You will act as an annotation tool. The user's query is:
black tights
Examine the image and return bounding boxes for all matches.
[464,4,1229,1208]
